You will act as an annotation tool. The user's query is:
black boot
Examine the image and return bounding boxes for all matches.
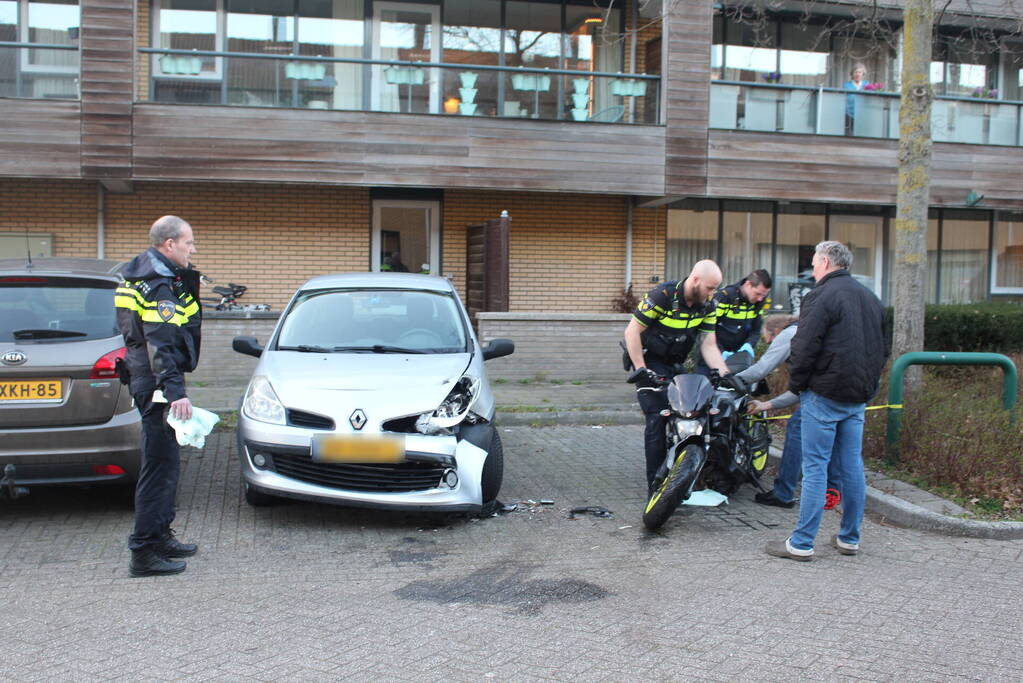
[130,548,186,577]
[157,528,198,558]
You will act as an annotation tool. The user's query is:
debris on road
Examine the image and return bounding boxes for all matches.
[568,506,614,519]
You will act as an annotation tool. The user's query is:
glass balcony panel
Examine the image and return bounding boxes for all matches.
[931,99,954,142]
[709,83,739,128]
[742,87,780,131]
[851,94,889,137]
[780,88,815,134]
[988,104,1018,146]
[226,54,289,107]
[441,65,496,117]
[0,45,77,98]
[818,89,845,135]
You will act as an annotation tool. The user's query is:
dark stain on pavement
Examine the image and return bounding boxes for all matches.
[393,564,608,614]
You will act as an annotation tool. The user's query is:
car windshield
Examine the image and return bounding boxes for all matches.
[0,276,118,343]
[276,288,469,354]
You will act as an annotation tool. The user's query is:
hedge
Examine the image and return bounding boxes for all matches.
[921,303,1023,353]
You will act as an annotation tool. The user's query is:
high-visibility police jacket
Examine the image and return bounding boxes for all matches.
[632,279,717,364]
[115,248,202,402]
[712,280,769,352]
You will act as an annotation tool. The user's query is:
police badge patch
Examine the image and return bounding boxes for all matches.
[639,300,653,312]
[157,300,176,322]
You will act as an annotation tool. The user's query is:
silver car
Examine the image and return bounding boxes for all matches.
[232,273,514,512]
[0,258,141,489]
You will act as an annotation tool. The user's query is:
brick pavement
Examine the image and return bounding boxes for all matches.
[1,425,1021,681]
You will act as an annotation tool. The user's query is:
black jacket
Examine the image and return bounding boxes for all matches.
[788,269,888,403]
[115,248,202,402]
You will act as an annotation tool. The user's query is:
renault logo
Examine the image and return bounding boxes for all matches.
[349,409,367,431]
[1,350,27,366]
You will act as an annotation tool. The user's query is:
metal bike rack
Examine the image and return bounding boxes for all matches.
[885,351,1018,465]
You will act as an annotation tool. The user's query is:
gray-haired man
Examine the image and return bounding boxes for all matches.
[765,241,888,561]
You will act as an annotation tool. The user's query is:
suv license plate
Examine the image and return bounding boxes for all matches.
[0,379,63,403]
[312,435,405,464]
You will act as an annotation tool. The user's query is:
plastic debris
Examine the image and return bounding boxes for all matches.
[568,506,614,519]
[682,489,729,507]
[166,406,220,449]
[540,499,555,506]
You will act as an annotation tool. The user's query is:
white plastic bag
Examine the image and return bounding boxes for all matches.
[166,406,220,449]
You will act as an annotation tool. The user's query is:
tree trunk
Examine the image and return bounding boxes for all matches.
[893,0,933,390]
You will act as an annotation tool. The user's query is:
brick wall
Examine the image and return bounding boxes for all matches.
[443,190,665,314]
[477,312,632,380]
[192,314,278,386]
[0,180,97,256]
[102,181,370,311]
[4,179,669,315]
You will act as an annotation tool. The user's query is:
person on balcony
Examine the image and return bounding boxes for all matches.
[844,63,872,135]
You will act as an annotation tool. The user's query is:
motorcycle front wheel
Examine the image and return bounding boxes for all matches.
[643,443,706,530]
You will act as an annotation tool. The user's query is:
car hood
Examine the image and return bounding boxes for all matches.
[257,351,477,426]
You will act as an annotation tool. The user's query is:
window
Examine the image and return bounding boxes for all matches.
[0,0,79,99]
[992,212,1023,293]
[939,211,989,304]
[932,31,998,97]
[721,200,772,284]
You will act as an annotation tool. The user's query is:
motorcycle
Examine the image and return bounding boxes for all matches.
[642,372,771,530]
[200,275,271,312]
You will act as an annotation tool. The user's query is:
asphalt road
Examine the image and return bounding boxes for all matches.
[1,425,1020,681]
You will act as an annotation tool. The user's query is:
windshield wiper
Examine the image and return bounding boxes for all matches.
[278,344,334,353]
[332,345,426,354]
[13,329,87,340]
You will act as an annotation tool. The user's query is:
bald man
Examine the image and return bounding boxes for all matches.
[623,260,730,494]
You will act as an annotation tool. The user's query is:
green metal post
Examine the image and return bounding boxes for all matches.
[886,351,1018,465]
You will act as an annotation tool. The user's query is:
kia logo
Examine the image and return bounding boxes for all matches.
[1,350,27,366]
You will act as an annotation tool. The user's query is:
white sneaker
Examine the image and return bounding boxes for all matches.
[831,534,859,555]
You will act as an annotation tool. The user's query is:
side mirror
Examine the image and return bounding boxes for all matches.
[482,338,514,361]
[232,335,263,358]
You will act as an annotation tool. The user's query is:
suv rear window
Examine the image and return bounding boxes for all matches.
[0,276,119,343]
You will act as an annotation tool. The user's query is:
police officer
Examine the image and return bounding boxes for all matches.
[623,260,731,495]
[698,268,772,375]
[115,215,202,577]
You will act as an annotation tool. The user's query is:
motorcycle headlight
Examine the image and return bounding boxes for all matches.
[674,419,703,439]
[242,375,286,425]
[415,375,481,434]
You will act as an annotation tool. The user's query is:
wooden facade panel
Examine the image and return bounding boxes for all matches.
[132,106,666,195]
[79,0,133,179]
[707,130,1023,209]
[0,101,80,177]
[663,0,711,197]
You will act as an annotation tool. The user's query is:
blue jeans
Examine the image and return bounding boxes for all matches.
[771,407,842,504]
[789,390,867,551]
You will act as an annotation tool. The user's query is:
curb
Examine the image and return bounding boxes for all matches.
[764,449,1023,541]
[865,487,1023,540]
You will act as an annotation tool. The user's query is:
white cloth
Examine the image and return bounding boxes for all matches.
[682,489,729,507]
[166,406,220,449]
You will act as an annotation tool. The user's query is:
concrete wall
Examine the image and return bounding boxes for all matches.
[478,313,631,381]
[192,312,632,386]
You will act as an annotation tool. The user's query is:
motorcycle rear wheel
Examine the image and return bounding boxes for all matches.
[642,444,706,530]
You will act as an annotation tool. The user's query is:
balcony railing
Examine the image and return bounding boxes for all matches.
[711,81,1023,146]
[0,41,80,100]
[138,48,660,125]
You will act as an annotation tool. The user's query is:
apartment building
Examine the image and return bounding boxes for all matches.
[2,0,1022,315]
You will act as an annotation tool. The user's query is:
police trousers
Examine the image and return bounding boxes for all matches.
[128,391,180,551]
[636,359,678,488]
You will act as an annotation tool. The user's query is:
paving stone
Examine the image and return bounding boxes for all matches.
[0,426,1020,680]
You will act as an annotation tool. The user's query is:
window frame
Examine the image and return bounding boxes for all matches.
[151,0,225,81]
[16,0,80,76]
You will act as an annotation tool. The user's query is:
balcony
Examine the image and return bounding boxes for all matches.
[710,81,1023,147]
[137,48,660,126]
[0,41,79,100]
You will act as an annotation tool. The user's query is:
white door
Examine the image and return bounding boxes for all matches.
[372,200,440,274]
[371,2,441,113]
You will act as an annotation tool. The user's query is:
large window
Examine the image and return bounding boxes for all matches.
[939,211,989,304]
[721,200,773,284]
[0,0,79,99]
[993,212,1023,292]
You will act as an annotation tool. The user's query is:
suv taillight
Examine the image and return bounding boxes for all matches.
[91,347,126,379]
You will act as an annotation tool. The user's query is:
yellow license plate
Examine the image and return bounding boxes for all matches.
[0,379,63,402]
[312,435,405,464]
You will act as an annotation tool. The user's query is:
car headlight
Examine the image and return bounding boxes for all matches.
[242,375,286,425]
[415,375,481,434]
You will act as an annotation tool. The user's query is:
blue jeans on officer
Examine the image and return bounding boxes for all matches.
[789,390,867,550]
